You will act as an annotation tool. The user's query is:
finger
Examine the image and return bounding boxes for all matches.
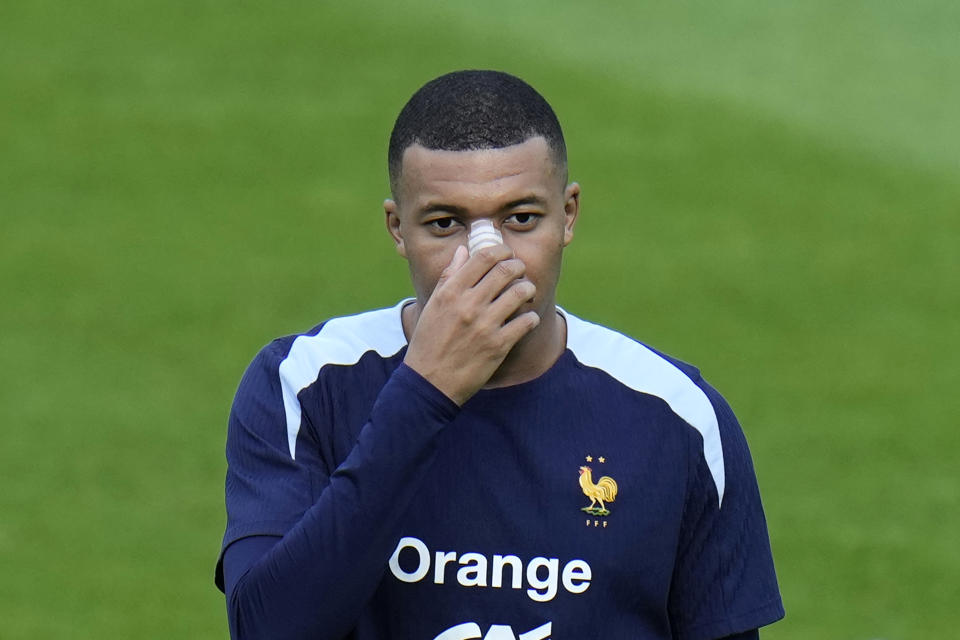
[472,258,527,303]
[435,245,470,289]
[445,243,515,289]
[450,244,469,270]
[498,310,541,348]
[487,278,536,322]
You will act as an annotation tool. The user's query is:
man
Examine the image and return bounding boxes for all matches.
[216,70,784,640]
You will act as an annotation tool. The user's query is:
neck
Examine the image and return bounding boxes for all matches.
[401,300,567,389]
[488,303,566,388]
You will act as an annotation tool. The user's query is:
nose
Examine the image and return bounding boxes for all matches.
[467,219,503,256]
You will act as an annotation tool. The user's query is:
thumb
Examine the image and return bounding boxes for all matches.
[444,245,469,275]
[450,244,469,270]
[434,245,468,290]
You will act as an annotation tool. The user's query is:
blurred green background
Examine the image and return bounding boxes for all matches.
[2,0,957,637]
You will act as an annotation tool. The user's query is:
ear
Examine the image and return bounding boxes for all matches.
[562,182,581,247]
[384,199,406,258]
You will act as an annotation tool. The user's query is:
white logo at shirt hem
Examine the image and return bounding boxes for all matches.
[433,621,552,640]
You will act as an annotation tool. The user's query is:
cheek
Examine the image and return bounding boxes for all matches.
[407,244,458,297]
[512,250,562,298]
[512,226,563,269]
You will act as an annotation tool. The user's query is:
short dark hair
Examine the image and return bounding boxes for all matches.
[388,70,567,198]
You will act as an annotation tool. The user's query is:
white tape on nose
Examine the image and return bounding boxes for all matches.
[467,219,503,256]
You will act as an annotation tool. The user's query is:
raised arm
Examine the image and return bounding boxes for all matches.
[219,244,539,639]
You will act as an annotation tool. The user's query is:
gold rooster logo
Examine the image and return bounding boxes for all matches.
[579,465,618,516]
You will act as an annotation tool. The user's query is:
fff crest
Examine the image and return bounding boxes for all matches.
[579,454,618,520]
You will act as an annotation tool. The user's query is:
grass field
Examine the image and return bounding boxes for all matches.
[2,1,958,637]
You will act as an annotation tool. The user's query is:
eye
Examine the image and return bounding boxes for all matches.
[426,217,462,235]
[504,212,540,229]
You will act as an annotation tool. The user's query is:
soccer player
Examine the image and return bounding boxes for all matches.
[216,70,784,639]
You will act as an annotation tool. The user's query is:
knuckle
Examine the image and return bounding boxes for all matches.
[433,286,452,304]
[458,306,477,325]
[478,245,511,264]
[476,246,498,262]
[494,261,514,278]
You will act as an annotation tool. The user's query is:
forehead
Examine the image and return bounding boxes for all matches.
[396,137,562,207]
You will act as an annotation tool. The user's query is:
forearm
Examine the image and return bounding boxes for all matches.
[225,364,459,639]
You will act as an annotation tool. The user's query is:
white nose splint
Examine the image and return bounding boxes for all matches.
[467,219,503,256]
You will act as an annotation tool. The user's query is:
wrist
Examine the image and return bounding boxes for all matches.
[401,356,470,407]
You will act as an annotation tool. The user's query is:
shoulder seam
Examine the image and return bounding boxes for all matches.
[561,309,726,506]
[278,302,410,460]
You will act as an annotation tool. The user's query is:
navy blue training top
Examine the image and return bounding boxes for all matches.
[217,301,784,640]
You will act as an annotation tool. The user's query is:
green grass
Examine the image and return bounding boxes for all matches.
[2,1,957,637]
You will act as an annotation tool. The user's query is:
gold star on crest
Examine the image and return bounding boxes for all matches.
[598,456,606,463]
[585,455,593,462]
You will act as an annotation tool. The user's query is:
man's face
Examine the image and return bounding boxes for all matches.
[384,136,580,319]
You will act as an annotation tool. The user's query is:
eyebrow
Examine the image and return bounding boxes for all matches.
[418,196,548,217]
[503,196,549,209]
[419,203,469,217]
